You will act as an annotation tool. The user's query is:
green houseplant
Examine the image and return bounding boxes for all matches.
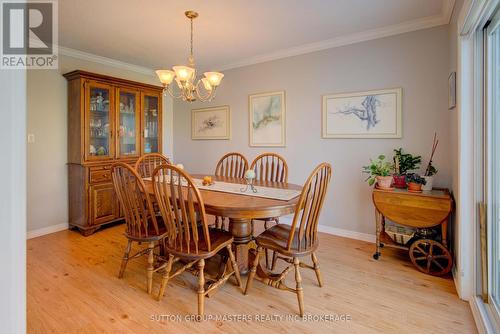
[405,173,426,193]
[393,148,422,188]
[363,155,394,190]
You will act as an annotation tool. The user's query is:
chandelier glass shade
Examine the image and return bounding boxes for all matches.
[156,11,224,102]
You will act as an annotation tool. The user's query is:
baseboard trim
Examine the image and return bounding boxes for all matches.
[27,223,68,240]
[26,221,376,243]
[452,265,473,302]
[278,216,375,243]
[317,225,376,243]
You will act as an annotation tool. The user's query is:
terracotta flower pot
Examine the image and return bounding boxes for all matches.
[376,176,393,190]
[393,175,407,189]
[407,182,422,192]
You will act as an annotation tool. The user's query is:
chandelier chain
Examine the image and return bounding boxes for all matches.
[190,17,194,58]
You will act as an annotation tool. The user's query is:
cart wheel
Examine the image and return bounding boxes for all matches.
[409,239,452,276]
[373,252,380,260]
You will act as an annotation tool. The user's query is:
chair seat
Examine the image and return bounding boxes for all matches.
[166,227,233,260]
[125,216,168,242]
[255,224,318,257]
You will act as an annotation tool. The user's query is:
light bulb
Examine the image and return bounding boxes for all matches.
[155,70,175,85]
[173,66,195,82]
[201,78,212,91]
[203,72,224,87]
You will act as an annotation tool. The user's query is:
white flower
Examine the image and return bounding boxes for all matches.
[244,169,256,179]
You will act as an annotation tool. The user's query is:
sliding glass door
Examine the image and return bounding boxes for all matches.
[486,9,500,324]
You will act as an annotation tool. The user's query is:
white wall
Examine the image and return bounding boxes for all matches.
[27,54,173,234]
[0,69,27,333]
[173,26,451,236]
[448,0,466,297]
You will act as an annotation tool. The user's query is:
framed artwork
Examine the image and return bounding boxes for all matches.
[322,87,402,139]
[448,72,456,109]
[249,91,286,147]
[191,105,230,140]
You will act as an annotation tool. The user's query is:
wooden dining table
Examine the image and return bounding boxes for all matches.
[142,174,302,274]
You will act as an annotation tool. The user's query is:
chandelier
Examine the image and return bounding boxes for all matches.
[156,11,224,102]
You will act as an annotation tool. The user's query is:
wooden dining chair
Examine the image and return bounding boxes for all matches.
[135,153,171,178]
[153,164,242,317]
[250,153,289,268]
[111,162,168,294]
[251,152,288,183]
[214,152,249,230]
[244,162,332,317]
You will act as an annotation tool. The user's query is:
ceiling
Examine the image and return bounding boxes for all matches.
[59,0,453,72]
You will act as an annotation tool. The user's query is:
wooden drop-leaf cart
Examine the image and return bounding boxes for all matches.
[372,188,453,276]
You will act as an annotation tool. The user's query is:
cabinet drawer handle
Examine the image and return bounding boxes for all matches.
[91,172,111,183]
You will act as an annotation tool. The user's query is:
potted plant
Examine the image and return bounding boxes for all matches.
[423,133,439,191]
[393,148,422,188]
[406,173,426,193]
[363,155,394,190]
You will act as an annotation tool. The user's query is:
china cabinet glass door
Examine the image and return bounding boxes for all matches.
[86,81,113,160]
[117,89,140,158]
[142,92,161,154]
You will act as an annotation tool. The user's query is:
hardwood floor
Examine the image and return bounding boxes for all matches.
[27,224,476,333]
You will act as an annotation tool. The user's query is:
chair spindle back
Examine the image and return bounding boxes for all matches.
[250,153,288,183]
[153,165,211,255]
[214,152,248,178]
[111,162,159,238]
[288,163,332,252]
[135,153,171,178]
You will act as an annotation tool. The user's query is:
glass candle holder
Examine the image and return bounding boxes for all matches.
[240,169,257,193]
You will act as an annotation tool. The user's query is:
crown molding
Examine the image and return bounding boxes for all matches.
[443,0,457,23]
[56,1,455,74]
[215,0,456,71]
[58,45,156,76]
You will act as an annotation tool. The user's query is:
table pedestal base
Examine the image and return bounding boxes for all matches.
[229,218,253,275]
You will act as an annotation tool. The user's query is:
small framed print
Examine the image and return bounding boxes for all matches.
[249,91,286,147]
[191,105,230,140]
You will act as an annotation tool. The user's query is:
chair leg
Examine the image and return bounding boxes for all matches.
[197,259,205,318]
[118,239,132,278]
[217,253,229,279]
[264,220,271,269]
[265,249,270,269]
[271,251,278,271]
[226,245,242,290]
[244,246,262,295]
[157,254,174,300]
[311,252,323,287]
[146,241,155,294]
[293,257,305,317]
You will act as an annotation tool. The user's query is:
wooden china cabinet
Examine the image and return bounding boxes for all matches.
[64,70,163,235]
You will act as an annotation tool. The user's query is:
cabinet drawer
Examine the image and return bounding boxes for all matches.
[89,168,111,184]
